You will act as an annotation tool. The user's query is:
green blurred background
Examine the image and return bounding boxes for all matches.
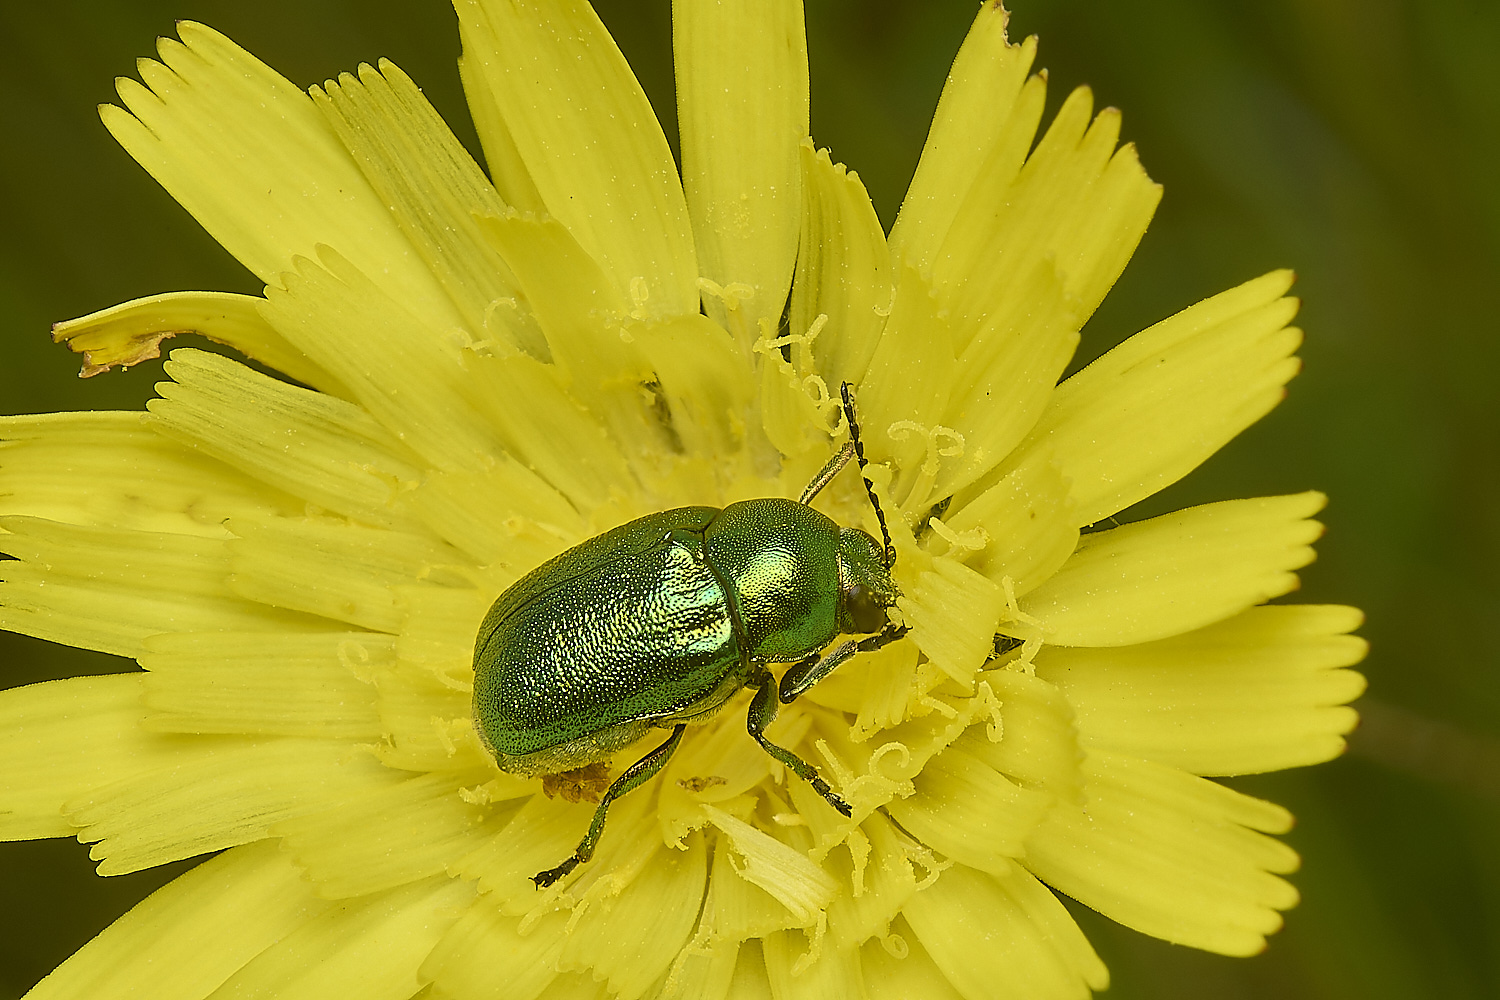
[2,0,1496,996]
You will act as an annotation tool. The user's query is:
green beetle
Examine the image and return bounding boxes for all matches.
[472,384,906,887]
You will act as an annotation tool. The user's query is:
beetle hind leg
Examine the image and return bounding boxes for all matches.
[532,723,688,889]
[746,669,853,818]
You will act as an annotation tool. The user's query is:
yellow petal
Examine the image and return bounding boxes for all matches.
[207,874,473,1000]
[856,266,956,510]
[0,517,334,658]
[401,464,583,567]
[756,335,832,461]
[823,813,921,951]
[0,412,298,536]
[790,144,893,391]
[453,792,607,909]
[884,745,1052,875]
[935,258,1078,501]
[674,0,808,341]
[1022,751,1299,956]
[763,932,862,1000]
[371,658,492,773]
[530,972,610,1000]
[25,841,330,1000]
[226,516,466,634]
[812,697,986,816]
[898,556,1003,687]
[455,43,546,216]
[421,902,571,1000]
[69,738,396,874]
[935,86,1159,347]
[1037,604,1367,774]
[275,768,507,899]
[51,291,352,396]
[0,675,200,840]
[1053,139,1162,318]
[476,209,627,345]
[150,350,425,529]
[960,670,1084,804]
[457,353,634,516]
[844,639,921,739]
[1021,492,1327,647]
[721,940,774,1000]
[102,23,461,328]
[887,4,1037,274]
[558,833,708,1000]
[1010,269,1302,525]
[903,862,1108,1000]
[477,213,667,463]
[705,833,808,944]
[394,585,495,692]
[140,630,388,739]
[859,923,965,1000]
[703,805,836,926]
[454,0,698,318]
[945,449,1079,597]
[658,710,776,842]
[259,251,502,474]
[654,939,742,1000]
[633,314,758,460]
[313,61,547,359]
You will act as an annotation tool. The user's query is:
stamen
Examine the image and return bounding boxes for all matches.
[928,514,989,553]
[867,741,913,777]
[975,678,1005,742]
[789,912,828,975]
[846,826,872,897]
[886,420,966,513]
[696,276,754,310]
[431,715,458,756]
[336,637,376,682]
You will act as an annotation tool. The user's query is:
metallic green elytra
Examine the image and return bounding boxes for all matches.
[471,384,906,888]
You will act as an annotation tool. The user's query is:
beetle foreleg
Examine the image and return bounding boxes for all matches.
[747,669,853,818]
[853,623,910,654]
[778,643,856,703]
[532,723,688,889]
[780,623,911,703]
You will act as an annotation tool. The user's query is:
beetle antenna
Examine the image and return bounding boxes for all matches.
[840,382,895,568]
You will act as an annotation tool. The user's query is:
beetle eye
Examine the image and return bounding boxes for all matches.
[845,583,888,634]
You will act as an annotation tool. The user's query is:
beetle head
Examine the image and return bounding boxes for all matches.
[835,526,898,634]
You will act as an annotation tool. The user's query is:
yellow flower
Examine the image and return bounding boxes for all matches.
[2,2,1366,998]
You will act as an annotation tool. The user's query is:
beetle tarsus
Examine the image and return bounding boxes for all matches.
[813,778,854,817]
[854,623,909,654]
[532,856,579,888]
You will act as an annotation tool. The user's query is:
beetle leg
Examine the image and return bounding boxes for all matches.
[778,643,856,703]
[747,668,853,817]
[780,623,911,703]
[854,622,910,654]
[532,723,688,889]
